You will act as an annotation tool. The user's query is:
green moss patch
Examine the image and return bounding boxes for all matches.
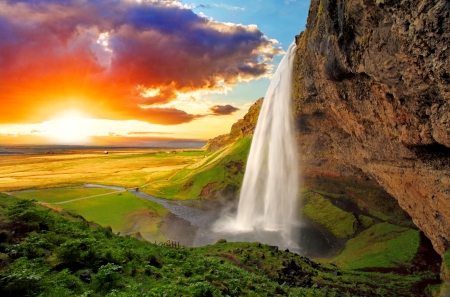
[330,223,420,270]
[302,192,358,238]
[359,215,374,228]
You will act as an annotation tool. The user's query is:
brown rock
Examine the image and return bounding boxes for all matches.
[294,0,450,255]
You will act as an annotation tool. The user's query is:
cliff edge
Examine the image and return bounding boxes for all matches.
[204,98,263,151]
[294,0,450,255]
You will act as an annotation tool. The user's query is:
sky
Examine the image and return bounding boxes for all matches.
[0,0,309,147]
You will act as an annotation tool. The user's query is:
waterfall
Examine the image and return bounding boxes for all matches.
[214,42,299,245]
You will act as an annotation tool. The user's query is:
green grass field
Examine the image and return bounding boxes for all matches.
[11,188,115,203]
[59,192,167,241]
[1,195,434,297]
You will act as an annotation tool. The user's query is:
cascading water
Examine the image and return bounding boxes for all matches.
[214,42,299,246]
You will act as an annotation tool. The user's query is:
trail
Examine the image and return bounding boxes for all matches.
[53,190,125,204]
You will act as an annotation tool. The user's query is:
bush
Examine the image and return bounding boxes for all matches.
[57,238,98,269]
[93,263,123,292]
[1,257,49,296]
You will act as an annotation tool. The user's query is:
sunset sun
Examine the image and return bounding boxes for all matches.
[43,110,92,144]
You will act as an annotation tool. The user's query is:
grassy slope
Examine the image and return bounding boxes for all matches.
[10,188,168,242]
[143,138,251,200]
[0,194,435,297]
[59,192,167,234]
[300,176,423,271]
[330,223,420,269]
[302,192,358,238]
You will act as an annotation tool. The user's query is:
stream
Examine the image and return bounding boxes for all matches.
[85,184,339,258]
[8,184,339,258]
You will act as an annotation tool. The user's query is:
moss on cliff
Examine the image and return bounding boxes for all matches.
[302,192,358,238]
[330,223,420,270]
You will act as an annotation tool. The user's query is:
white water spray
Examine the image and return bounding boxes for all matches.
[214,42,299,245]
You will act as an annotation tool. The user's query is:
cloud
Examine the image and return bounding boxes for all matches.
[0,0,282,125]
[212,4,245,11]
[209,104,240,115]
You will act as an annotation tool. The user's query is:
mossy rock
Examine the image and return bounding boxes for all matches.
[358,215,374,228]
[302,192,358,238]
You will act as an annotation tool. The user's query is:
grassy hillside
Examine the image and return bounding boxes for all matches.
[142,138,251,200]
[0,194,441,296]
[12,188,168,243]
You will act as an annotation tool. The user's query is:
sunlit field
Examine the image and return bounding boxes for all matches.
[0,149,209,192]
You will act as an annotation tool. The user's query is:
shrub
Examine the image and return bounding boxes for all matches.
[57,238,98,269]
[93,263,123,292]
[1,257,49,296]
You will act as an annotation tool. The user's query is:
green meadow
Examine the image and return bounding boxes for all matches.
[0,195,436,297]
[11,187,168,242]
[12,188,116,203]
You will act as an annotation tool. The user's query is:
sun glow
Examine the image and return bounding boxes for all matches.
[43,110,93,144]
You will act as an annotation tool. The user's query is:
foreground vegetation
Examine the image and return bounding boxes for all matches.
[0,194,441,296]
[13,188,168,242]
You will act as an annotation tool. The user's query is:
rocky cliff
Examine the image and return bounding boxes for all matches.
[204,98,263,151]
[294,0,450,255]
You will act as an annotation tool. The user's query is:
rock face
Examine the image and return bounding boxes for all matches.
[204,98,263,151]
[294,0,450,255]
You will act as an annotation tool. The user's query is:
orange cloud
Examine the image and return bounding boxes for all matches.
[0,0,282,125]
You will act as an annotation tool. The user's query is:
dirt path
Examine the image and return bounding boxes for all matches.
[53,190,125,204]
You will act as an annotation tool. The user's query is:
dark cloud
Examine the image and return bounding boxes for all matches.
[195,4,211,9]
[0,0,282,125]
[209,105,240,115]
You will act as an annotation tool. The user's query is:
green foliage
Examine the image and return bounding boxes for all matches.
[94,263,123,292]
[0,195,439,297]
[359,215,374,228]
[2,257,49,295]
[303,176,413,226]
[302,192,358,238]
[330,223,420,269]
[57,238,99,268]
